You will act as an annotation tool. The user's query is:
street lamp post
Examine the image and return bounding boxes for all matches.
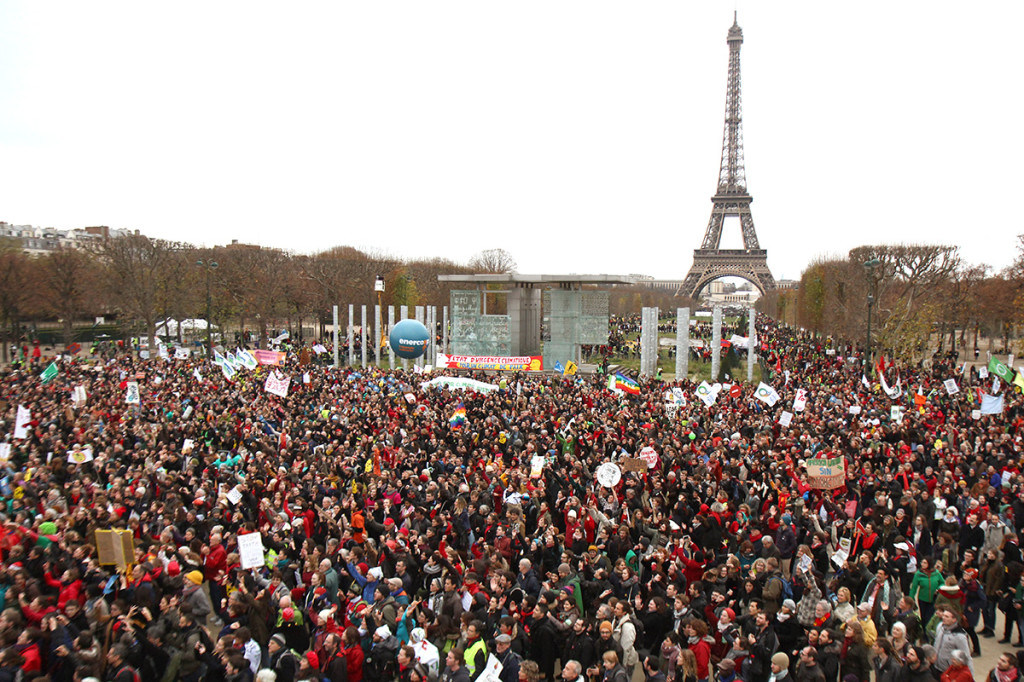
[863,258,881,373]
[196,259,218,359]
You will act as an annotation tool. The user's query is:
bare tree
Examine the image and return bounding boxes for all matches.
[0,241,33,362]
[40,246,100,346]
[93,233,185,344]
[469,248,517,274]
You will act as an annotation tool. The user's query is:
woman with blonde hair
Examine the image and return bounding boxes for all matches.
[673,648,698,682]
[833,586,856,624]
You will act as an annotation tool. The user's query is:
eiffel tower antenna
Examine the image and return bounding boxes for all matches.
[678,16,776,299]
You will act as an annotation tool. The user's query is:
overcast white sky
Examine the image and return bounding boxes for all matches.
[1,2,1021,282]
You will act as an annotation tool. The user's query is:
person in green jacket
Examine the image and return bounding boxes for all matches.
[909,557,943,626]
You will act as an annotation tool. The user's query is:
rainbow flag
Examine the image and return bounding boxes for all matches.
[450,402,467,428]
[612,373,640,395]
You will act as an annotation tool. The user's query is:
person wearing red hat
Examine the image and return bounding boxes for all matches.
[298,650,320,680]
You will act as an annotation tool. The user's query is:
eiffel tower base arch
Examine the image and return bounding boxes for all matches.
[678,249,777,298]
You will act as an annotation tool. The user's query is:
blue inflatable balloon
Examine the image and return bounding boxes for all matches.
[389,319,430,360]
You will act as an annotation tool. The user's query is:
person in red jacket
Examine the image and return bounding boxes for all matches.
[343,625,365,682]
[686,619,713,682]
[202,532,228,621]
[43,565,83,611]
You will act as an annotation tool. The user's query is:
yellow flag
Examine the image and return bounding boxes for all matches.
[1014,371,1024,392]
[564,361,577,376]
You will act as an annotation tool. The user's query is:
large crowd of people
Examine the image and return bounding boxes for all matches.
[1,318,1023,682]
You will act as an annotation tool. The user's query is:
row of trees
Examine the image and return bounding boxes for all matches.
[0,237,519,362]
[756,240,1024,360]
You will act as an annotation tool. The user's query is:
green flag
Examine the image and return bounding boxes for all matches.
[988,356,1014,382]
[40,361,58,383]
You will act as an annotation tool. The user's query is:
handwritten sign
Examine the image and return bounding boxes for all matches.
[620,457,647,473]
[237,532,266,570]
[806,456,846,490]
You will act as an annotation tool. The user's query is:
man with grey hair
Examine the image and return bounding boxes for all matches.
[562,660,585,682]
[517,558,540,598]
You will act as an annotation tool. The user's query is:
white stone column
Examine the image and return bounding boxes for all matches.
[711,305,722,381]
[676,307,690,380]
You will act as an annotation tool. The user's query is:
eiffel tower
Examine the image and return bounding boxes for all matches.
[679,14,776,299]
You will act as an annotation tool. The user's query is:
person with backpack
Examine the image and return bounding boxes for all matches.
[612,601,640,677]
[265,633,300,682]
[762,559,790,616]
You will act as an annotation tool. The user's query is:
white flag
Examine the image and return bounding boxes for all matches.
[755,382,781,407]
[14,405,31,439]
[696,381,717,407]
[861,375,870,389]
[980,393,1004,415]
[792,389,807,412]
[193,368,203,382]
[994,377,1001,394]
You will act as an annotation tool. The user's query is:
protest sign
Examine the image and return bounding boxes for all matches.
[95,529,135,570]
[252,350,286,366]
[14,405,31,439]
[125,382,140,405]
[264,372,291,398]
[793,389,807,412]
[226,486,243,505]
[619,457,646,473]
[943,378,959,395]
[638,447,659,469]
[237,532,266,570]
[0,443,10,462]
[806,456,846,489]
[67,446,94,464]
[596,462,622,488]
[779,411,793,427]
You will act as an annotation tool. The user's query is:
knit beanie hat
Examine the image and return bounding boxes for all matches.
[186,571,203,585]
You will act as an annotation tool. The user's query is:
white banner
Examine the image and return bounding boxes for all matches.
[237,532,266,570]
[72,385,88,405]
[14,405,31,439]
[313,344,327,355]
[0,443,10,462]
[174,347,191,359]
[264,372,291,398]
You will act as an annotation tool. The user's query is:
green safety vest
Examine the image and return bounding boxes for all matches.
[465,639,488,676]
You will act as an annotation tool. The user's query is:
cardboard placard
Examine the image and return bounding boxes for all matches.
[620,457,647,473]
[95,529,135,569]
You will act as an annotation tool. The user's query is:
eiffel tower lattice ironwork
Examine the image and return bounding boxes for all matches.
[679,14,776,298]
